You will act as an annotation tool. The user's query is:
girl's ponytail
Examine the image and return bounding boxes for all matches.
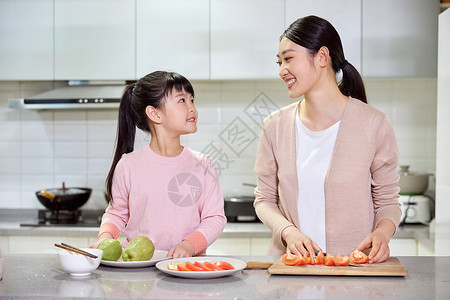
[338,61,367,103]
[105,84,136,202]
[104,71,195,203]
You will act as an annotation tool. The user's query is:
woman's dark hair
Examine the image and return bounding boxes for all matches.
[105,71,195,202]
[281,15,367,103]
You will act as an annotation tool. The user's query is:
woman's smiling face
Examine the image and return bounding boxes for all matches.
[277,37,319,99]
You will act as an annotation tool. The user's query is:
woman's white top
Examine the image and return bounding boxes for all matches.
[295,110,340,252]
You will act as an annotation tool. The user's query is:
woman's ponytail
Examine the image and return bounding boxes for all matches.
[105,84,136,202]
[282,15,367,103]
[338,60,367,103]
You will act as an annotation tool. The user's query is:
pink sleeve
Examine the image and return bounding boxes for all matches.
[98,223,122,239]
[188,156,226,253]
[183,231,208,255]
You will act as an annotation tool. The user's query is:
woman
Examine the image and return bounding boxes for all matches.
[254,16,401,263]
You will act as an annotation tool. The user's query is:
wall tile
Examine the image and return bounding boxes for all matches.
[0,158,20,174]
[22,141,53,158]
[0,140,20,157]
[21,158,53,174]
[54,158,86,175]
[54,141,86,158]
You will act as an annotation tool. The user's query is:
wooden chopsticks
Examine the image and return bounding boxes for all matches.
[54,243,98,259]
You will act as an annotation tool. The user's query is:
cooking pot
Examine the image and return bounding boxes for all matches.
[398,165,431,195]
[36,182,92,211]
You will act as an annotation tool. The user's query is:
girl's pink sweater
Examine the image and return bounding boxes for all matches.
[99,145,226,255]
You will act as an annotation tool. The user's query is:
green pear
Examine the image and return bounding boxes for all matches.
[122,236,155,261]
[98,239,122,261]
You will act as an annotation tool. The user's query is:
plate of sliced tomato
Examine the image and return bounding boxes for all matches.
[155,257,246,279]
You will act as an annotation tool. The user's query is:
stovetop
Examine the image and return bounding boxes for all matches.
[20,209,103,227]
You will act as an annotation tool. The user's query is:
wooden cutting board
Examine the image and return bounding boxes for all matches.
[268,257,407,276]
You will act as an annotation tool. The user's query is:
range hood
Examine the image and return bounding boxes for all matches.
[8,82,127,110]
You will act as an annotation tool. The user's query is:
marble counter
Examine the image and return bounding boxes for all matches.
[1,254,450,299]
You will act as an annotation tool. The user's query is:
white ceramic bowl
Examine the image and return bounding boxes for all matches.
[58,248,103,277]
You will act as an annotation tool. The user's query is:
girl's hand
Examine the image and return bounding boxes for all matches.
[89,232,114,249]
[281,225,321,257]
[167,240,195,258]
[356,219,396,263]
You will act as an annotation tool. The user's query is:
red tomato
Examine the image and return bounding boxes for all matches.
[214,261,235,270]
[349,250,370,264]
[203,261,224,271]
[194,261,212,271]
[185,262,204,271]
[303,254,311,264]
[282,253,302,266]
[177,264,190,271]
[324,254,335,266]
[315,251,325,265]
[335,255,350,266]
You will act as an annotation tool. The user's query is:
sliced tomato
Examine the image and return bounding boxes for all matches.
[315,251,325,265]
[324,254,335,266]
[296,255,307,266]
[335,255,350,266]
[185,262,204,271]
[214,261,235,270]
[194,261,212,271]
[282,253,302,266]
[303,254,311,264]
[308,251,316,265]
[349,250,370,264]
[177,264,191,271]
[203,261,224,271]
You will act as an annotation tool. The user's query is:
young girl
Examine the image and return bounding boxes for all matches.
[91,71,226,258]
[254,16,401,263]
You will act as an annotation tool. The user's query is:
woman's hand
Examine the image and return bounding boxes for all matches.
[281,225,321,257]
[356,219,396,263]
[89,232,114,249]
[167,240,195,258]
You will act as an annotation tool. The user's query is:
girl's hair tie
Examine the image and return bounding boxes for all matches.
[340,60,348,70]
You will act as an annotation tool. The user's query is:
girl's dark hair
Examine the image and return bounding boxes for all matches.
[105,71,195,202]
[282,15,367,103]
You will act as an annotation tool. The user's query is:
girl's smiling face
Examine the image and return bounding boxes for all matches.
[277,37,320,99]
[158,88,198,136]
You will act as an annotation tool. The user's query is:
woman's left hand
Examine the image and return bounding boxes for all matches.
[167,240,195,258]
[356,219,396,263]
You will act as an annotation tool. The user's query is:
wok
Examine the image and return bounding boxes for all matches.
[36,182,92,211]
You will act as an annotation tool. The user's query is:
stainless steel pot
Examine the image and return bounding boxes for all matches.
[36,182,92,211]
[398,165,431,195]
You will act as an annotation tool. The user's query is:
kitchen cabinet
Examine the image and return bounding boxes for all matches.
[136,0,210,79]
[207,237,271,256]
[54,0,135,80]
[389,238,417,256]
[362,0,439,77]
[0,0,53,80]
[285,0,362,72]
[210,0,285,79]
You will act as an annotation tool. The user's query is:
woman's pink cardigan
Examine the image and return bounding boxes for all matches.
[254,97,402,256]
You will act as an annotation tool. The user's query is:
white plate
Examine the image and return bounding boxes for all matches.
[155,257,246,279]
[100,250,169,268]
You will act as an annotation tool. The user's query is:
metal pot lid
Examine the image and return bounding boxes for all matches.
[45,182,89,196]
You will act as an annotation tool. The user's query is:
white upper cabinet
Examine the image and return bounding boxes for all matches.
[54,0,135,80]
[0,0,53,80]
[285,0,362,73]
[362,0,439,77]
[210,0,285,79]
[136,0,210,80]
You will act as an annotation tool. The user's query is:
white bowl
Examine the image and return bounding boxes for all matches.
[58,248,103,277]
